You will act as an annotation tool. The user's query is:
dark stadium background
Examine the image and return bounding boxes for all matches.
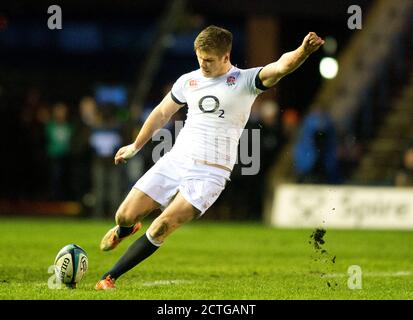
[2,0,411,222]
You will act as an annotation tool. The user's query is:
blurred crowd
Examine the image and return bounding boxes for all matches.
[10,86,149,218]
[7,80,411,219]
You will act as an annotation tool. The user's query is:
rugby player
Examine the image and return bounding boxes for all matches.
[96,25,324,290]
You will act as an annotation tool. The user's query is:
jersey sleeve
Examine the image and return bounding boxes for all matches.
[171,74,187,105]
[243,67,270,96]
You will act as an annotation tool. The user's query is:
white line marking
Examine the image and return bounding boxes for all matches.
[142,279,193,286]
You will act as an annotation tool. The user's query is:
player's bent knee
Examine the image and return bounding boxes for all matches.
[115,208,137,226]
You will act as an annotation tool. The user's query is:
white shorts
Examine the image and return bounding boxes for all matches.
[134,152,231,215]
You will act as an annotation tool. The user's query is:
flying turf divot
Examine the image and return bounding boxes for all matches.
[309,228,337,288]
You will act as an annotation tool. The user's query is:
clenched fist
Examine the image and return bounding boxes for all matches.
[302,32,325,55]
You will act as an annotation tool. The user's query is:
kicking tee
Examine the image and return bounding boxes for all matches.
[169,66,266,171]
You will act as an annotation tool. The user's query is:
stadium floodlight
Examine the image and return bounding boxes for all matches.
[319,57,339,79]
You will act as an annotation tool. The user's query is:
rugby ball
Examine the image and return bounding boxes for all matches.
[54,244,88,288]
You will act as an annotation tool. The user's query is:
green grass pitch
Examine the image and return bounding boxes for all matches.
[0,216,412,300]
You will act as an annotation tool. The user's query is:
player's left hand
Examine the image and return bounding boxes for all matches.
[302,32,325,55]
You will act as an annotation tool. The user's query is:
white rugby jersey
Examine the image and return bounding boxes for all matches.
[169,66,267,171]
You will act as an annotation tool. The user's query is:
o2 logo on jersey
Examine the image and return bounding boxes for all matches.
[198,95,224,118]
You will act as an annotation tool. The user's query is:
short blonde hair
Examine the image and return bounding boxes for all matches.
[194,25,233,56]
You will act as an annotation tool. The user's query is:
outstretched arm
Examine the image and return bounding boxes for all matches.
[114,92,184,164]
[259,32,325,88]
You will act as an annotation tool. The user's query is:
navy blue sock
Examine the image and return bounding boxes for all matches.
[101,233,160,280]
